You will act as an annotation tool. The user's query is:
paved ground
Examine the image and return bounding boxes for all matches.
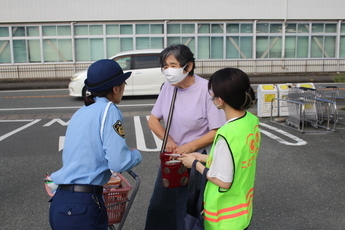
[0,73,335,91]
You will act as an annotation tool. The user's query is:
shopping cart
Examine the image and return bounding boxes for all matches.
[316,86,339,123]
[285,86,319,129]
[45,170,140,230]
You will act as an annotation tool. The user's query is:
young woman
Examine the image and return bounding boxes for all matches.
[145,44,225,230]
[49,59,142,230]
[178,68,261,230]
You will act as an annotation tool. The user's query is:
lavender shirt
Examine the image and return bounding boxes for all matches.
[151,75,226,153]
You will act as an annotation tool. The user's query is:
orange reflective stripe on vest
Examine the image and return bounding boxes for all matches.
[204,188,254,223]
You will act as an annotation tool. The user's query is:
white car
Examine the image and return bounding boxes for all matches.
[68,49,166,97]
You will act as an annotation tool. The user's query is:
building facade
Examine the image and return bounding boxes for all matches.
[1,0,344,79]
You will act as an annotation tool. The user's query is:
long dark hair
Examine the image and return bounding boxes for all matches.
[208,68,256,110]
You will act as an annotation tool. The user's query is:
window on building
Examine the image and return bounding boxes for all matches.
[43,39,72,62]
[0,40,11,63]
[0,27,9,37]
[226,36,252,59]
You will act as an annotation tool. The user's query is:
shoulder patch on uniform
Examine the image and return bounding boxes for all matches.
[113,120,125,138]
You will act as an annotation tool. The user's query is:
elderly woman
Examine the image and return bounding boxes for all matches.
[145,44,225,230]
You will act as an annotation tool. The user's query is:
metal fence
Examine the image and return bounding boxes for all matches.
[0,59,344,80]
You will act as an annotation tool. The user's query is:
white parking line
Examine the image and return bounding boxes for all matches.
[0,104,155,111]
[259,122,307,146]
[0,119,41,142]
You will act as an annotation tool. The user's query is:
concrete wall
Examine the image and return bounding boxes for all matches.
[1,0,344,24]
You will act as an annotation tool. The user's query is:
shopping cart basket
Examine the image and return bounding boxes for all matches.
[44,170,140,230]
[286,86,319,129]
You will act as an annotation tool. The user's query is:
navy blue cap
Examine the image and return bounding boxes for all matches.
[84,59,131,93]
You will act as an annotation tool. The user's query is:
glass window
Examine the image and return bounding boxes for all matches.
[90,38,104,60]
[12,27,25,36]
[312,23,324,33]
[27,26,39,36]
[324,36,336,57]
[13,40,27,63]
[256,36,268,58]
[136,24,149,34]
[211,24,223,33]
[151,24,163,34]
[57,26,71,36]
[286,24,297,33]
[151,37,164,49]
[75,25,88,35]
[120,37,133,51]
[270,24,283,33]
[311,36,323,58]
[198,36,210,59]
[227,24,239,33]
[240,24,253,33]
[341,24,345,33]
[340,36,345,58]
[298,24,309,33]
[325,24,337,33]
[43,39,58,62]
[75,38,89,61]
[114,55,131,70]
[136,37,150,50]
[89,25,103,35]
[297,36,308,58]
[106,25,119,35]
[257,24,269,33]
[28,40,41,62]
[120,25,133,35]
[132,54,161,69]
[0,27,9,37]
[182,24,195,34]
[43,26,56,36]
[226,36,240,58]
[182,37,195,54]
[241,37,252,58]
[269,36,282,58]
[211,37,223,59]
[285,36,296,58]
[43,39,72,62]
[0,40,11,63]
[167,37,181,45]
[198,24,210,33]
[167,24,180,34]
[106,38,120,57]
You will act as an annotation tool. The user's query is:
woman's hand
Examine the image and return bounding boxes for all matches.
[190,152,208,163]
[177,153,196,168]
[172,143,195,154]
[165,137,178,153]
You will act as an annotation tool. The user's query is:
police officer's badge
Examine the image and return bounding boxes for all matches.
[113,120,125,138]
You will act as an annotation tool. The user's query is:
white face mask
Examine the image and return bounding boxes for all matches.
[163,65,188,84]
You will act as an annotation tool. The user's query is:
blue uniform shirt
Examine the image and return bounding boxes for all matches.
[51,97,142,186]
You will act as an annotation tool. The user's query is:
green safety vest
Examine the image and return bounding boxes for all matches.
[204,112,261,230]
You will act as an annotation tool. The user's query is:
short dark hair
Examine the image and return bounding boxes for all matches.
[159,44,195,76]
[208,68,256,110]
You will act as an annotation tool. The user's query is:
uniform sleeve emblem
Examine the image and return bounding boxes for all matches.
[113,120,125,138]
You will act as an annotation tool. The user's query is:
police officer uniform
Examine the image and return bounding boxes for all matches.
[49,59,142,230]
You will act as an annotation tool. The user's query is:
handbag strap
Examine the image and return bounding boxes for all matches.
[186,159,209,216]
[160,87,178,153]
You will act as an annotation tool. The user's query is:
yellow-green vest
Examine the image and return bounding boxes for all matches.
[204,112,260,230]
